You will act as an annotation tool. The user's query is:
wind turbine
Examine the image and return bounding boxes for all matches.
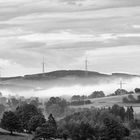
[42,57,45,74]
[85,57,88,77]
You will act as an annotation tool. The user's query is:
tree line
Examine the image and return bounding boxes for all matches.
[1,103,139,140]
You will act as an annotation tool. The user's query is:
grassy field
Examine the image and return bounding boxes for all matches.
[70,94,140,116]
[0,128,33,140]
[71,94,128,108]
[0,135,30,140]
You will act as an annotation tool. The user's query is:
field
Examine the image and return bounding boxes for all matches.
[70,94,140,117]
[0,128,33,140]
[0,135,30,140]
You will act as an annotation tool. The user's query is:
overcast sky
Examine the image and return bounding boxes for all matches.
[0,0,140,77]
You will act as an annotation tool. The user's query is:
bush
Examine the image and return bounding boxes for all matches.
[130,129,140,140]
[135,88,140,93]
[88,91,105,99]
[70,100,91,106]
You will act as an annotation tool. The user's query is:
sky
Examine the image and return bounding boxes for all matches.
[0,0,140,77]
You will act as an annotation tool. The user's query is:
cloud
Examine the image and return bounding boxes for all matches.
[133,25,140,29]
[0,59,12,67]
[0,0,139,77]
[18,32,118,46]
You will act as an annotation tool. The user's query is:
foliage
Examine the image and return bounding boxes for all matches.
[57,106,131,140]
[122,94,140,103]
[135,88,140,93]
[30,100,39,108]
[10,98,19,107]
[1,111,21,134]
[71,122,96,140]
[109,104,132,122]
[71,95,88,101]
[130,129,140,140]
[0,104,5,115]
[28,114,46,132]
[129,119,140,130]
[102,116,130,140]
[34,114,57,140]
[15,103,41,131]
[115,89,128,95]
[71,95,81,101]
[70,100,91,106]
[126,106,134,121]
[58,108,107,140]
[88,91,105,99]
[45,97,67,117]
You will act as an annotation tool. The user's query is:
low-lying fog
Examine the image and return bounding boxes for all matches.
[1,77,140,98]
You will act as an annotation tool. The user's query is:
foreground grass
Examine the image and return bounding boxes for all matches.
[0,128,33,140]
[0,135,31,140]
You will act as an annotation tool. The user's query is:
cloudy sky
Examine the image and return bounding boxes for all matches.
[0,0,140,77]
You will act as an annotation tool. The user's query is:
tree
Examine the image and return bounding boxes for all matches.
[34,114,57,140]
[137,95,140,103]
[115,89,128,95]
[72,122,96,140]
[0,104,5,115]
[110,104,120,116]
[1,111,21,135]
[71,95,81,101]
[128,95,136,103]
[119,107,126,121]
[28,115,46,132]
[11,98,19,107]
[45,97,67,117]
[0,92,2,97]
[30,100,39,107]
[88,91,105,99]
[15,103,41,131]
[102,116,130,140]
[123,97,129,103]
[135,88,140,93]
[126,106,134,121]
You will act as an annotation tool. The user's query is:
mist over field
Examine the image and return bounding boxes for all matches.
[0,71,140,97]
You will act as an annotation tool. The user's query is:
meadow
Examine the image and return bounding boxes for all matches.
[70,94,140,117]
[0,128,33,140]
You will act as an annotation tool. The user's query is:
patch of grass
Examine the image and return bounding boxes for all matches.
[0,128,33,140]
[71,94,140,112]
[0,135,29,140]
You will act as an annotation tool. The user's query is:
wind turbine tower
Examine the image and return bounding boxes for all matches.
[119,81,126,90]
[85,57,88,77]
[42,57,45,74]
[0,67,2,78]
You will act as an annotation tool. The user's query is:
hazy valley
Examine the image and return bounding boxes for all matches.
[0,70,140,97]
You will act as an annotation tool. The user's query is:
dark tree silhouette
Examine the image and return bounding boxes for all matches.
[28,115,46,132]
[1,111,21,135]
[15,103,41,131]
[103,116,130,140]
[135,88,140,93]
[126,106,134,121]
[34,114,57,140]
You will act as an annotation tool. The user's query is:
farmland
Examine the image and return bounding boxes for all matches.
[70,94,140,115]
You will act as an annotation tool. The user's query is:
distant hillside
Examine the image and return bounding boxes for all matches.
[0,70,139,97]
[0,70,139,81]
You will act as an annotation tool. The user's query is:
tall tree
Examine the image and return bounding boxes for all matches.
[1,111,21,135]
[34,114,57,140]
[15,103,41,131]
[126,107,134,121]
[103,117,130,140]
[28,115,46,132]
